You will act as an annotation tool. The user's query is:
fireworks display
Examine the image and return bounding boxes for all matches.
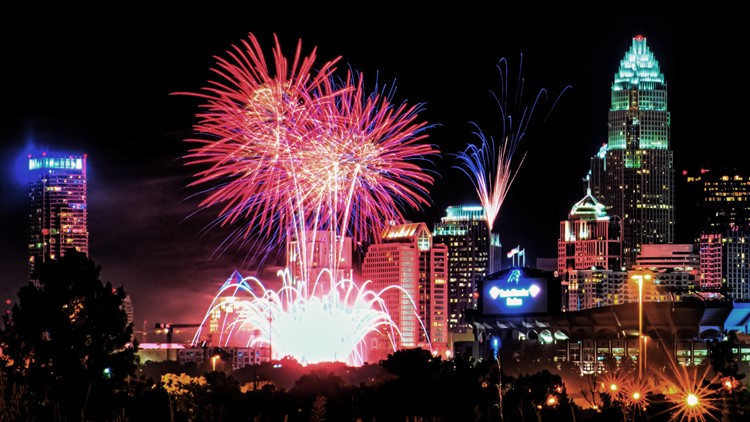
[180,33,437,256]
[179,33,439,364]
[192,270,412,366]
[454,56,570,230]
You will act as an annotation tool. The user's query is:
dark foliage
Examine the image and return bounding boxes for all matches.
[0,249,138,420]
[502,369,575,422]
[709,330,746,381]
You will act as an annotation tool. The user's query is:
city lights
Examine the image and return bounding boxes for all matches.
[5,7,750,421]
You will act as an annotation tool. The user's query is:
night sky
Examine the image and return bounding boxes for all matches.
[0,4,741,340]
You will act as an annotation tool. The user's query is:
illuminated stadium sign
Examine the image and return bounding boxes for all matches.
[480,268,558,316]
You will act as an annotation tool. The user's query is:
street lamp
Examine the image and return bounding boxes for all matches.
[643,335,648,379]
[211,355,219,372]
[686,393,698,407]
[631,272,652,381]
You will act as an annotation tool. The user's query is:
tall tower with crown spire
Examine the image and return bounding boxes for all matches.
[589,35,674,269]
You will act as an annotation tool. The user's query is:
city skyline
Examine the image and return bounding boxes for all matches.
[0,5,740,336]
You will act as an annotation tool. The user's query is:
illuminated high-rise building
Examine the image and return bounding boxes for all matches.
[722,230,750,300]
[699,230,750,298]
[286,230,353,289]
[362,222,448,362]
[589,35,675,270]
[679,168,750,298]
[558,188,622,274]
[635,244,699,271]
[432,205,501,334]
[699,232,723,293]
[681,168,750,242]
[28,152,88,281]
[557,188,621,312]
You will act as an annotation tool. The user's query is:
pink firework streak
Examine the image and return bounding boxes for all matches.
[177,33,439,365]
[454,55,570,231]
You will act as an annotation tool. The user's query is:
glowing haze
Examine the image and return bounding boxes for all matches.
[178,33,439,365]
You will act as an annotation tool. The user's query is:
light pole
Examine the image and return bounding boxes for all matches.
[630,272,652,380]
[643,335,648,379]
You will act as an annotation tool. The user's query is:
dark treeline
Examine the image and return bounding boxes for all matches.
[2,250,749,421]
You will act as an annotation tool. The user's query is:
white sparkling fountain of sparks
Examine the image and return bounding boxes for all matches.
[193,268,422,366]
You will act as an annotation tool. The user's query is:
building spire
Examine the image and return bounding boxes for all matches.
[613,34,665,90]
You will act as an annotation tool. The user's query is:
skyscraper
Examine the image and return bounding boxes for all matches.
[681,167,750,242]
[361,222,448,361]
[698,232,723,292]
[286,230,354,289]
[28,152,89,281]
[432,205,501,334]
[558,188,621,312]
[722,230,750,300]
[699,230,750,298]
[557,188,622,274]
[589,35,675,269]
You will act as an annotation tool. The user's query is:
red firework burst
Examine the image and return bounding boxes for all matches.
[176,33,438,260]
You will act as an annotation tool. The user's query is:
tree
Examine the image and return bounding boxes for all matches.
[709,331,746,381]
[503,370,575,422]
[0,249,138,420]
[619,354,637,376]
[708,331,749,422]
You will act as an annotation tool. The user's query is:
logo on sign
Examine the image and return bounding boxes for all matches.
[488,270,541,307]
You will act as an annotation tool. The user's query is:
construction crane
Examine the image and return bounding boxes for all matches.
[154,322,202,345]
[131,320,164,344]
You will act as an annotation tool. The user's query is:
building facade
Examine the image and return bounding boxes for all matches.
[566,267,698,313]
[432,205,500,334]
[724,230,750,300]
[699,232,723,292]
[362,222,449,361]
[286,230,353,289]
[697,230,750,299]
[589,35,675,270]
[28,152,89,281]
[635,244,699,271]
[558,188,622,274]
[566,269,630,312]
[681,168,750,242]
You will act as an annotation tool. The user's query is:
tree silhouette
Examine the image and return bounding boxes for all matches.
[503,370,574,422]
[709,330,746,381]
[0,249,137,420]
